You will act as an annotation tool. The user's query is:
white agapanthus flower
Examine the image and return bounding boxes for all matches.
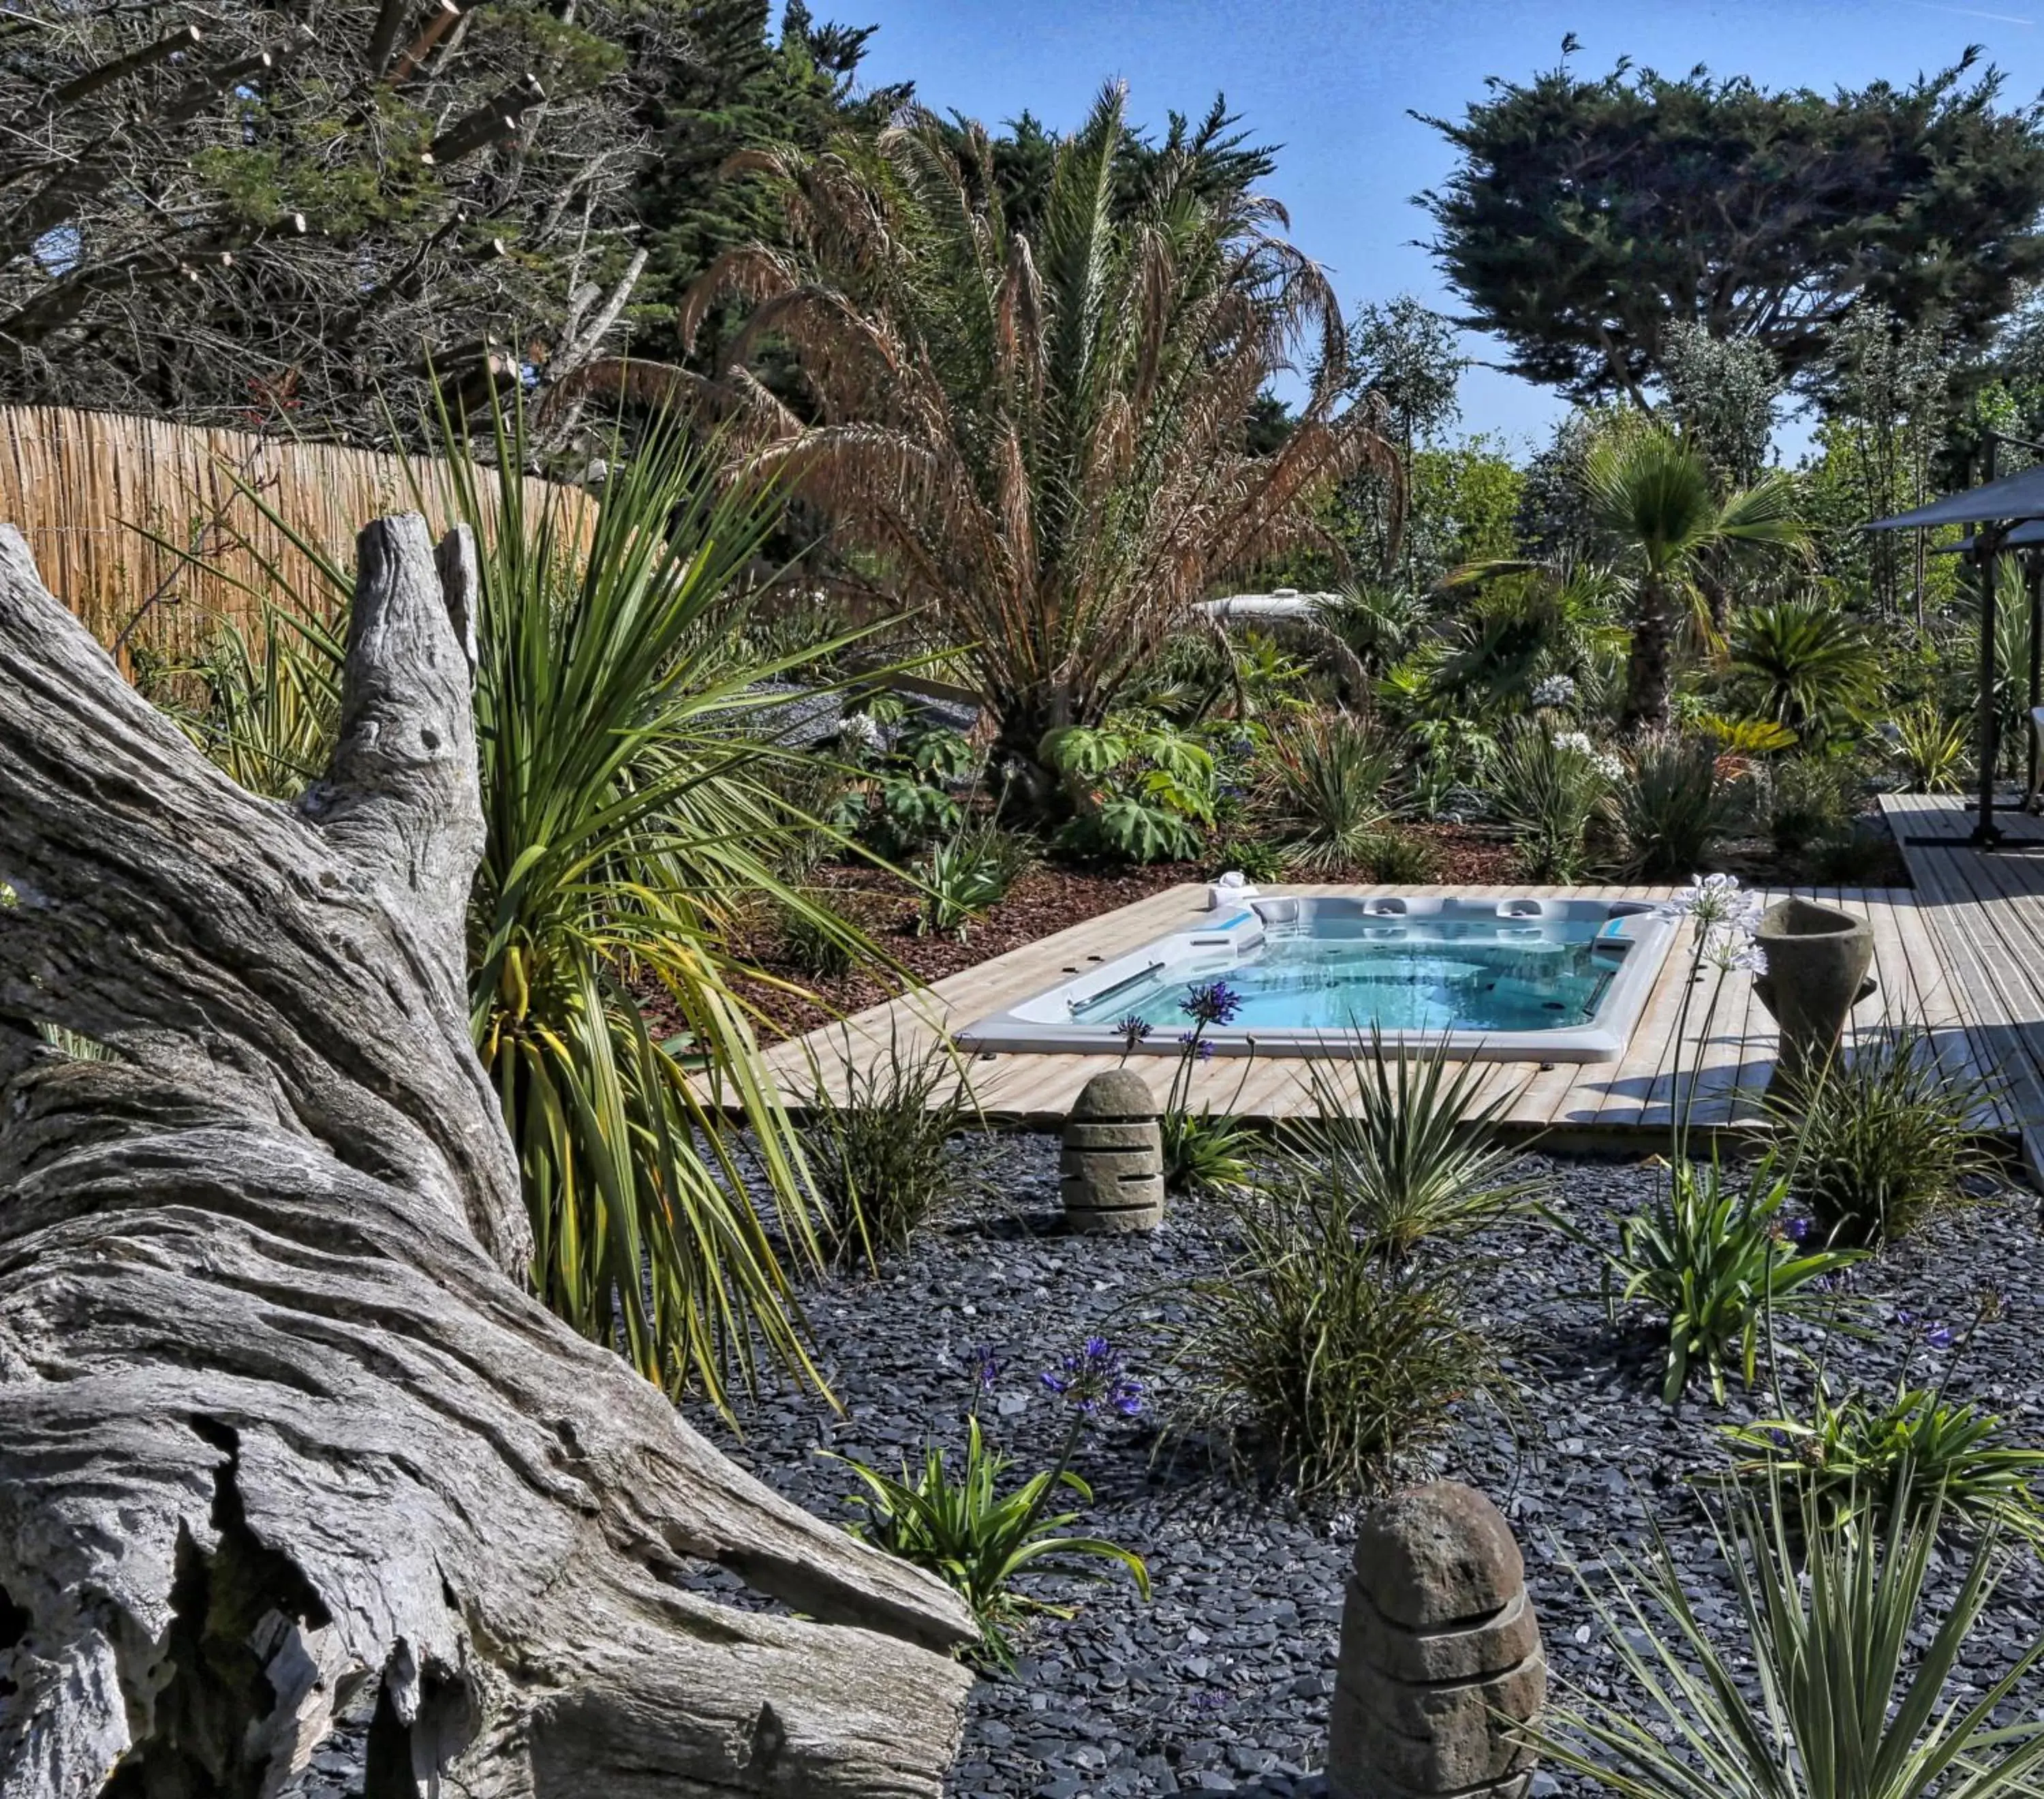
[1530,673,1577,709]
[1551,729,1596,756]
[837,711,884,753]
[1673,873,1767,975]
[1592,751,1626,783]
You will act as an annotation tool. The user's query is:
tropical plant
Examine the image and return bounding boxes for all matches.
[664,86,1395,797]
[1173,1175,1509,1501]
[1617,734,1735,878]
[1532,1473,2044,1799]
[1891,703,1970,794]
[1726,600,1882,745]
[831,1411,1149,1670]
[1781,1027,1997,1246]
[208,400,864,1409]
[1044,720,1217,864]
[1361,828,1441,883]
[1726,1364,2044,1548]
[1261,711,1397,871]
[801,1026,981,1265]
[1209,835,1288,885]
[1596,1155,1864,1404]
[1581,428,1811,733]
[1491,720,1615,880]
[1282,1031,1544,1261]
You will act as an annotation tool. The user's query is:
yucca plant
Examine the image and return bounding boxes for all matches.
[1261,711,1397,872]
[197,399,876,1410]
[1491,720,1614,881]
[1617,733,1734,879]
[1891,703,1970,795]
[1282,1030,1543,1261]
[1533,1473,2044,1799]
[167,606,344,800]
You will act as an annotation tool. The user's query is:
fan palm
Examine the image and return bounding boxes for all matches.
[1583,429,1812,734]
[568,84,1394,801]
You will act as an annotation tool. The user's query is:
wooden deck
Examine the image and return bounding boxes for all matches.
[767,877,1989,1152]
[1881,792,2044,1180]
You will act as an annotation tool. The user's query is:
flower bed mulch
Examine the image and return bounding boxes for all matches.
[677,1137,2044,1799]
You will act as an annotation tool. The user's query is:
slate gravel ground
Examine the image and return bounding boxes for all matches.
[676,1134,2044,1799]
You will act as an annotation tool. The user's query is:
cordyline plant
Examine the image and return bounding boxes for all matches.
[559,82,1397,803]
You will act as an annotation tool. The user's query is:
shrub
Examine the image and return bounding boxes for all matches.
[831,1411,1149,1670]
[1175,1178,1509,1501]
[1261,711,1395,872]
[1782,1027,1997,1246]
[1361,828,1441,882]
[1807,822,1898,883]
[1891,703,1970,794]
[780,901,856,979]
[801,1029,981,1265]
[1491,720,1615,881]
[1532,1476,2044,1799]
[1284,1032,1544,1261]
[1046,721,1216,865]
[1725,1369,2044,1547]
[1594,1155,1864,1404]
[1209,836,1288,885]
[1617,733,1732,878]
[1761,754,1859,855]
[917,825,1032,939]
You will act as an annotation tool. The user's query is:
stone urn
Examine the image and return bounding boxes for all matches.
[1328,1481,1545,1799]
[1752,896,1877,1098]
[1059,1068,1164,1233]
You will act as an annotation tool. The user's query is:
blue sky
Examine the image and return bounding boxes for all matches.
[850,0,2044,460]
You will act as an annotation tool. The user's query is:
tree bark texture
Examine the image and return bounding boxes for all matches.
[0,517,975,1799]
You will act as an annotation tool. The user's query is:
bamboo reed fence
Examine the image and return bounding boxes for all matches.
[0,404,586,664]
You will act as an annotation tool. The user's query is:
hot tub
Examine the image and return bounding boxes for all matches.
[953,893,1682,1063]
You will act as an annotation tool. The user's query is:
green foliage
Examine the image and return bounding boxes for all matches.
[918,825,1032,940]
[1209,836,1288,884]
[1175,1177,1508,1501]
[1160,1107,1257,1197]
[1617,734,1733,878]
[1890,704,1970,794]
[801,1027,980,1266]
[1046,722,1216,865]
[1422,55,2044,401]
[1782,1028,1998,1247]
[1261,712,1395,872]
[1532,1475,2044,1799]
[1726,600,1881,745]
[1594,1156,1864,1404]
[166,609,343,801]
[1761,755,1862,856]
[1360,829,1441,883]
[1726,1373,2044,1547]
[1491,722,1615,881]
[830,1415,1149,1670]
[779,900,857,979]
[1282,1032,1544,1261]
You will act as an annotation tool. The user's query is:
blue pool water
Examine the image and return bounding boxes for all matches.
[1070,917,1622,1035]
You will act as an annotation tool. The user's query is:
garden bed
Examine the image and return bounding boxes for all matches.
[677,1136,2044,1799]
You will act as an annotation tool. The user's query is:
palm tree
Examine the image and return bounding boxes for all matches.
[1726,598,1881,745]
[566,84,1393,800]
[1583,429,1810,733]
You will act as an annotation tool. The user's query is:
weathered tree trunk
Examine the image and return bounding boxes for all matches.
[0,517,975,1798]
[1620,574,1677,736]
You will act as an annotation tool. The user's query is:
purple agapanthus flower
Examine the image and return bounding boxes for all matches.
[1041,1336,1145,1419]
[1113,1014,1153,1049]
[1176,1030,1218,1061]
[970,1344,1002,1393]
[1181,979,1244,1028]
[1925,1323,1955,1350]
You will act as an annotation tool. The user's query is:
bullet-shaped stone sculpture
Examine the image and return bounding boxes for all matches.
[1329,1481,1545,1799]
[1059,1068,1164,1233]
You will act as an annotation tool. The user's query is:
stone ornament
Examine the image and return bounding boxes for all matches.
[1752,895,1878,1098]
[1329,1481,1545,1799]
[1060,1068,1164,1232]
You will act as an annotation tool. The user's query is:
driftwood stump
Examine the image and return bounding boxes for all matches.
[0,518,975,1799]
